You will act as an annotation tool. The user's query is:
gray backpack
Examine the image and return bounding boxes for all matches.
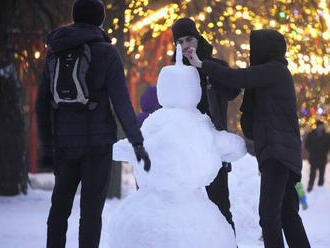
[47,43,97,110]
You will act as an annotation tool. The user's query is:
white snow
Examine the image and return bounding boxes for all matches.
[0,44,329,247]
[0,156,329,247]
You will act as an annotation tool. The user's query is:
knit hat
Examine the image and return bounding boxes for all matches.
[72,0,105,26]
[172,18,200,44]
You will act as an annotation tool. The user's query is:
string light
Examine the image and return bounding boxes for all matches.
[34,51,40,59]
[99,0,330,130]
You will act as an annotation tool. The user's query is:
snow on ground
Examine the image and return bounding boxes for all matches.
[0,155,329,247]
[229,155,330,248]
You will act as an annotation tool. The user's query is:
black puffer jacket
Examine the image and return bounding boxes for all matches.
[202,29,302,179]
[36,23,143,147]
[305,130,330,164]
[173,36,240,130]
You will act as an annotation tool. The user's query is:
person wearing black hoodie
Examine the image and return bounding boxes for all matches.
[305,120,330,192]
[171,18,241,233]
[36,0,150,247]
[186,29,310,248]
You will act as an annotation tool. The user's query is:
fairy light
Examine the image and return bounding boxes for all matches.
[111,38,117,45]
[34,51,40,59]
[167,50,174,56]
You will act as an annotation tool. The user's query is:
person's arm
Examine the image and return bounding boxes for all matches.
[105,47,150,171]
[215,82,241,100]
[186,47,280,89]
[35,58,54,163]
[326,133,330,152]
[105,47,143,145]
[35,60,52,148]
[208,59,241,100]
[202,60,280,89]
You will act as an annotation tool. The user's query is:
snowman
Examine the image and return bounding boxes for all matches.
[108,45,246,248]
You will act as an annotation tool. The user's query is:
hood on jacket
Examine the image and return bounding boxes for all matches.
[140,86,161,113]
[249,29,288,66]
[172,36,213,65]
[47,23,110,52]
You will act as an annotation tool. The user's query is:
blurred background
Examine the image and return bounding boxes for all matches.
[0,0,329,196]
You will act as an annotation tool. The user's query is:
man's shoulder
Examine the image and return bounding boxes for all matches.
[90,42,119,58]
[309,130,317,137]
[89,41,113,52]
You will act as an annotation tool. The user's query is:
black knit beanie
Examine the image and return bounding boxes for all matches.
[172,18,200,43]
[72,0,105,26]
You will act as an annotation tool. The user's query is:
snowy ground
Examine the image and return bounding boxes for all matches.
[0,155,329,248]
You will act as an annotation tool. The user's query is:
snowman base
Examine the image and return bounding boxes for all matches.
[108,188,236,248]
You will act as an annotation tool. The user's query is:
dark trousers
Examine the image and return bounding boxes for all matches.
[308,160,327,190]
[206,164,235,232]
[47,145,112,248]
[259,159,310,248]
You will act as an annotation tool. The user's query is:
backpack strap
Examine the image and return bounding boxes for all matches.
[76,44,91,101]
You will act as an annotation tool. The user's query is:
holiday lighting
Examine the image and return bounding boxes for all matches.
[34,51,40,59]
[118,0,329,130]
[15,0,328,131]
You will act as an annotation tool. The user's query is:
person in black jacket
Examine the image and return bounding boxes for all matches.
[171,18,241,232]
[305,120,330,192]
[36,1,150,247]
[186,29,310,248]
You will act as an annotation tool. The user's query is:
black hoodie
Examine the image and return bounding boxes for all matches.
[201,29,302,180]
[36,23,143,147]
[173,36,240,130]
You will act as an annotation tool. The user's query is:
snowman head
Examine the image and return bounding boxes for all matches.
[157,44,201,109]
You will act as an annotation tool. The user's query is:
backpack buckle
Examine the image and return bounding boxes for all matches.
[87,102,98,111]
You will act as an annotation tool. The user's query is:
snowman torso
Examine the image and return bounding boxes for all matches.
[134,107,221,190]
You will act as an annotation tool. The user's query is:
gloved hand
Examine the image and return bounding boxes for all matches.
[133,143,151,172]
[222,162,232,173]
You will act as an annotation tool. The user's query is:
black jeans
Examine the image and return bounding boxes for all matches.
[47,145,112,248]
[206,163,235,232]
[259,159,310,248]
[308,160,327,191]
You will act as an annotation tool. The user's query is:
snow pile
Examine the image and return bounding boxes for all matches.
[29,173,55,191]
[229,154,262,245]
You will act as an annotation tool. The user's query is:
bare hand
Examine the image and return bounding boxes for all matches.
[184,47,202,68]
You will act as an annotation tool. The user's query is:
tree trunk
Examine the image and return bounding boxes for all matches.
[0,64,27,195]
[0,0,28,195]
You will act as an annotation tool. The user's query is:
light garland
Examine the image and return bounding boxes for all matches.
[109,0,329,130]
